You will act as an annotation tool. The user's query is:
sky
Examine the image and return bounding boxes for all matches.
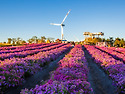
[0,0,125,42]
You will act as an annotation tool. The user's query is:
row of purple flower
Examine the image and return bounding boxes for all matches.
[84,45,125,93]
[0,43,64,61]
[20,44,93,94]
[0,43,55,54]
[95,46,125,62]
[0,44,71,91]
[0,43,47,50]
[108,46,125,54]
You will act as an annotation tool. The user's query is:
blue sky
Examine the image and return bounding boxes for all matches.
[0,0,125,42]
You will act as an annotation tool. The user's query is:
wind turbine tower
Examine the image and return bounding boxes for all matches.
[50,10,71,40]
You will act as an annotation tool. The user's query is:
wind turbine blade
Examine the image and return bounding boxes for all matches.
[61,9,71,24]
[50,23,61,26]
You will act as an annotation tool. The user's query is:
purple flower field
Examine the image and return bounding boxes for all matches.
[20,44,93,94]
[84,45,125,93]
[0,43,71,90]
[0,43,125,94]
[95,46,125,62]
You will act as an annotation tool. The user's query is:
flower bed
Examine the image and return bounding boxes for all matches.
[95,46,125,62]
[84,45,125,93]
[0,43,58,54]
[0,43,60,60]
[20,45,93,94]
[0,44,71,90]
[108,47,125,55]
[0,43,45,51]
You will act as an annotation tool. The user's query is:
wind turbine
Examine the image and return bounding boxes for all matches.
[50,9,71,40]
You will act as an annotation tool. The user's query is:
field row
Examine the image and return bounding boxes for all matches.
[0,43,71,90]
[0,43,47,50]
[84,45,125,93]
[0,43,64,61]
[20,44,93,94]
[95,46,125,62]
[108,46,125,54]
[0,44,125,93]
[0,43,49,54]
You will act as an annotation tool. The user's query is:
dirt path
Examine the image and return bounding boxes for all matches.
[83,46,118,94]
[4,49,71,94]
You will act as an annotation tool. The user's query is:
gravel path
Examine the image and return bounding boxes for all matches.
[83,46,118,94]
[4,49,71,94]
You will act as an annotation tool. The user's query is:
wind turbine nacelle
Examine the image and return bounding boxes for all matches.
[61,24,65,26]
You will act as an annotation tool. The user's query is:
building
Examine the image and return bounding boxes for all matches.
[96,42,108,47]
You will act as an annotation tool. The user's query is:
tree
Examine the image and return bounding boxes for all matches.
[113,37,121,47]
[12,38,16,45]
[92,38,102,45]
[7,38,12,44]
[120,38,125,47]
[106,39,110,43]
[47,37,54,42]
[84,37,93,44]
[3,42,6,44]
[27,36,38,43]
[55,38,61,43]
[115,37,121,41]
[109,37,114,46]
[32,36,38,43]
[27,39,33,44]
[41,36,46,43]
[21,40,26,44]
[102,38,106,42]
[114,40,120,47]
[46,39,51,43]
[16,37,22,45]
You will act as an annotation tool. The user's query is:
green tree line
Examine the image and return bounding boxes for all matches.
[84,37,125,47]
[7,36,54,45]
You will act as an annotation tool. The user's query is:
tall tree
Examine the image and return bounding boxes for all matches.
[16,37,22,45]
[55,38,61,43]
[32,36,38,43]
[27,39,33,44]
[27,36,38,43]
[47,37,54,42]
[7,38,12,44]
[109,37,114,46]
[12,38,16,45]
[120,38,125,47]
[41,36,46,43]
[113,37,121,47]
[102,38,106,42]
[21,40,26,44]
[92,38,102,45]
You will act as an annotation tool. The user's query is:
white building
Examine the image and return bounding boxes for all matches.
[96,42,108,47]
